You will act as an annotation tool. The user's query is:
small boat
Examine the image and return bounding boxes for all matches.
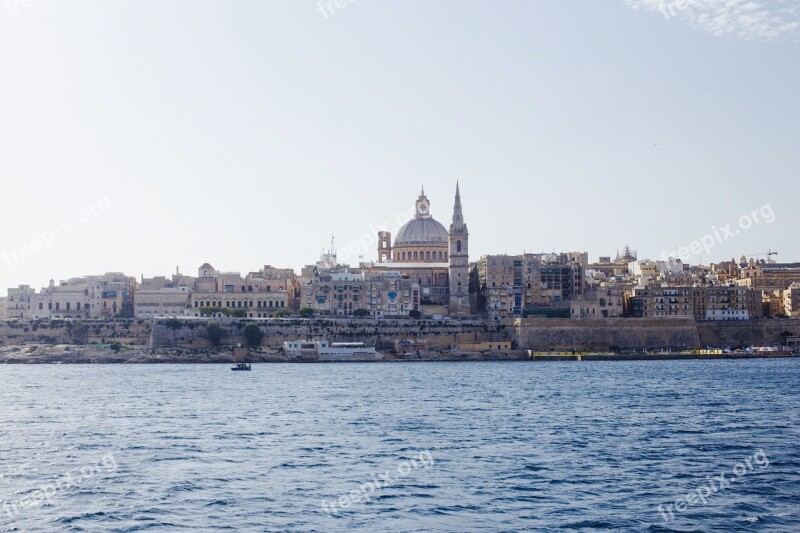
[231,363,252,371]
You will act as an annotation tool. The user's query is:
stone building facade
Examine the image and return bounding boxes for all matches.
[570,287,626,318]
[476,253,584,319]
[784,283,800,318]
[627,286,755,320]
[25,274,135,319]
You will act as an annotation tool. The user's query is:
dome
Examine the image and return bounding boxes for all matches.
[394,217,448,246]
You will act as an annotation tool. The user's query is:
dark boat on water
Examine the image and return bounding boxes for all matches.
[231,363,252,371]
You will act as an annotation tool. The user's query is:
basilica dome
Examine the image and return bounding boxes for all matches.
[390,188,450,264]
[394,217,448,245]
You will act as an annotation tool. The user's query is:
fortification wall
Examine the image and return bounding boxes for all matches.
[513,318,701,351]
[3,317,797,353]
[149,318,505,350]
[0,319,151,346]
[696,319,800,348]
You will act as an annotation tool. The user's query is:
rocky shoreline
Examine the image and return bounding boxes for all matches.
[1,343,798,364]
[0,344,292,364]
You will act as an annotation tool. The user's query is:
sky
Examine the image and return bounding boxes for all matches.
[1,0,798,291]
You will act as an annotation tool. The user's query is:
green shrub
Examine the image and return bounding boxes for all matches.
[165,318,183,330]
[204,323,228,347]
[243,323,264,347]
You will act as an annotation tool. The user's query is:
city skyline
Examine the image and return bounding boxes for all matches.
[1,182,793,292]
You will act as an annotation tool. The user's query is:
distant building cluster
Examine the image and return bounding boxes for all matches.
[2,274,134,320]
[1,187,799,322]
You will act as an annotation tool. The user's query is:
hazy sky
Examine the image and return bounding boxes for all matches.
[1,0,798,291]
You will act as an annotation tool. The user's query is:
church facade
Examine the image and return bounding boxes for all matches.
[363,183,472,317]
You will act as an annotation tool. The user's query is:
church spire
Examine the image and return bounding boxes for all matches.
[448,181,469,317]
[451,181,464,228]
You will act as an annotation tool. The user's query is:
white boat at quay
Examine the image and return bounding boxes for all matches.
[283,340,382,362]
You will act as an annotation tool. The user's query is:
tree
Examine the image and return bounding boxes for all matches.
[409,310,421,319]
[299,307,315,318]
[353,309,370,318]
[200,306,228,317]
[204,323,228,347]
[165,318,183,330]
[232,309,247,318]
[274,309,291,318]
[243,323,264,347]
[71,320,90,344]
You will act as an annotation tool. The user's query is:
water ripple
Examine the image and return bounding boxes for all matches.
[0,360,798,531]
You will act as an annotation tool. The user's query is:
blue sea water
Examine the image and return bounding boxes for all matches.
[1,360,799,532]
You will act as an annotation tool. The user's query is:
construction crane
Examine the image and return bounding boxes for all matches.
[747,250,779,262]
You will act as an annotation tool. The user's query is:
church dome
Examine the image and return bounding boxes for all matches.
[393,188,448,246]
[394,217,448,245]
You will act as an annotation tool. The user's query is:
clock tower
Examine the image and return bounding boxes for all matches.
[448,182,470,317]
[415,187,431,218]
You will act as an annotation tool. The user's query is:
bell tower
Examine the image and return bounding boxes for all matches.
[377,231,392,263]
[448,182,470,317]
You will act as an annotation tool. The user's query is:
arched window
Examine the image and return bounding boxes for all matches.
[413,251,418,260]
[402,251,406,261]
[457,240,462,252]
[439,251,443,260]
[425,251,431,261]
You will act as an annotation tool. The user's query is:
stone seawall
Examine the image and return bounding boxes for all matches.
[697,319,800,348]
[0,319,151,347]
[149,318,505,350]
[513,318,701,351]
[2,318,798,353]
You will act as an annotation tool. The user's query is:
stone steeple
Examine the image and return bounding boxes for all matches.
[448,181,470,317]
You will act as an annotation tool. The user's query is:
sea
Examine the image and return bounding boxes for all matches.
[1,359,799,532]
